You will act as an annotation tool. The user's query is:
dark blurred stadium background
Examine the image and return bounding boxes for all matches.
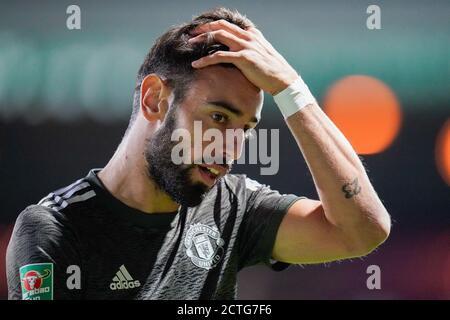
[0,0,449,299]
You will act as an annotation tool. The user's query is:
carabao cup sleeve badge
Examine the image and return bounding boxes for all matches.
[19,263,54,300]
[185,223,225,270]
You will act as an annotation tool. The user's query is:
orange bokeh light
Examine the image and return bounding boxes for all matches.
[323,75,402,155]
[435,119,450,186]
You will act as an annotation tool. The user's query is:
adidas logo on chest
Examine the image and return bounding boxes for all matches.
[109,265,141,290]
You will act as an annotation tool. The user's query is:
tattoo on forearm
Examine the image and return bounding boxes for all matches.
[342,177,361,199]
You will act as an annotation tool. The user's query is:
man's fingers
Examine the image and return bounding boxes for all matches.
[191,51,242,68]
[191,19,251,40]
[247,27,263,36]
[189,30,246,51]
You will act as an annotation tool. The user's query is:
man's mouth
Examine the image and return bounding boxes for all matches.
[196,164,228,186]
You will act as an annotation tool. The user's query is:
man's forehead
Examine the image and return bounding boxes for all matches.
[192,66,264,109]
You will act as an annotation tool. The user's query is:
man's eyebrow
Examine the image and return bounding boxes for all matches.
[208,100,259,124]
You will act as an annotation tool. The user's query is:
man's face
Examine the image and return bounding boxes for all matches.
[145,65,263,207]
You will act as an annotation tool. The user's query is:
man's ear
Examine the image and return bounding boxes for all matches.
[140,74,171,122]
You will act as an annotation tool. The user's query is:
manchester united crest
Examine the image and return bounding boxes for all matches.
[184,223,225,270]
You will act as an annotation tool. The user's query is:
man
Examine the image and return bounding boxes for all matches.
[7,8,390,300]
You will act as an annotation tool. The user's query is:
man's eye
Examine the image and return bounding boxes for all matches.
[211,113,228,123]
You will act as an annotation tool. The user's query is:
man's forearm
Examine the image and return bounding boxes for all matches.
[285,101,391,247]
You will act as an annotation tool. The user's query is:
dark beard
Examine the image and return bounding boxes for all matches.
[144,107,210,207]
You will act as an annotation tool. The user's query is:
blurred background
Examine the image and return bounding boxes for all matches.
[0,0,449,299]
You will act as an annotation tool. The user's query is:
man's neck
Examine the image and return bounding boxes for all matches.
[97,125,180,214]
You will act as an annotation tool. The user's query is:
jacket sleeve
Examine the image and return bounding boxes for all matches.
[6,205,83,300]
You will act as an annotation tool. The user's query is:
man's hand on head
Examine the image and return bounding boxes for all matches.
[189,19,299,96]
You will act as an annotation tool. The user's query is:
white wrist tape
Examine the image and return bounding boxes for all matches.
[273,76,317,119]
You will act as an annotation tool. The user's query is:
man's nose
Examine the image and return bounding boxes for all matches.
[224,129,245,163]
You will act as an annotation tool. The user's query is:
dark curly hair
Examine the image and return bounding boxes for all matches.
[128,7,255,127]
